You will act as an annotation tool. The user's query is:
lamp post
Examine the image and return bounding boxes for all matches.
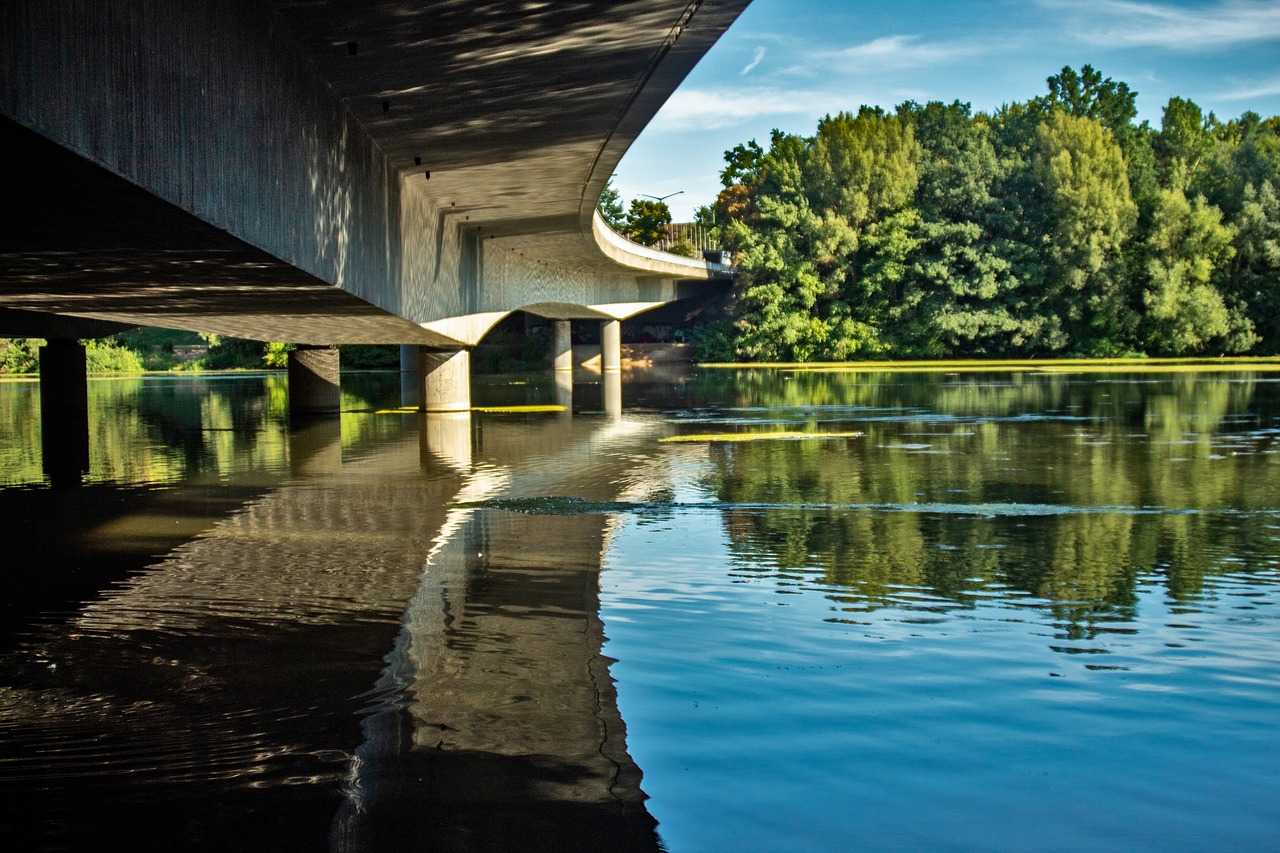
[638,191,684,203]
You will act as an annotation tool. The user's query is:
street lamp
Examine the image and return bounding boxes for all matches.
[638,191,684,203]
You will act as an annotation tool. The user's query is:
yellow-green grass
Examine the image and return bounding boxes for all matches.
[370,404,567,414]
[698,357,1280,374]
[660,431,863,443]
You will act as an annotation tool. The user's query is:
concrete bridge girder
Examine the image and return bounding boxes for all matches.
[1,0,746,346]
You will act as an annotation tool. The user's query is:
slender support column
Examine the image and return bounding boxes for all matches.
[39,338,89,487]
[552,320,573,373]
[399,344,420,409]
[287,345,341,416]
[600,320,621,373]
[419,348,471,413]
[603,371,622,419]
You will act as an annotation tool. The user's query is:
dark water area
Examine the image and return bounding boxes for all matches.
[1,367,1278,851]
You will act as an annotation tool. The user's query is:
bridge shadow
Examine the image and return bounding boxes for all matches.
[0,407,666,851]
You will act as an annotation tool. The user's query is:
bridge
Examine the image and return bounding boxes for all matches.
[0,0,746,417]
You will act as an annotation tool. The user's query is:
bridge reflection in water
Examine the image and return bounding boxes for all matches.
[0,393,663,851]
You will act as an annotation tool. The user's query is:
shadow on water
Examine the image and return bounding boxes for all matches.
[0,372,665,851]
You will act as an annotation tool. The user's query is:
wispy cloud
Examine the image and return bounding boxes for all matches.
[1038,0,1280,49]
[647,87,836,132]
[1215,78,1280,100]
[822,34,985,71]
[741,46,767,76]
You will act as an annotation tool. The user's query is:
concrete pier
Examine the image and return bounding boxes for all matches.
[288,346,341,416]
[552,320,573,373]
[39,339,89,486]
[399,344,420,409]
[419,348,471,414]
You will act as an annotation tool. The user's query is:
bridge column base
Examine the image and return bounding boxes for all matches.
[552,320,573,373]
[288,345,341,416]
[419,348,471,413]
[399,344,420,408]
[39,338,90,487]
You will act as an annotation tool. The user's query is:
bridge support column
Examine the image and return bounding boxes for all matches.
[399,344,420,409]
[39,338,90,487]
[552,320,573,373]
[554,371,574,415]
[600,320,621,373]
[603,371,622,419]
[419,348,471,413]
[288,345,341,416]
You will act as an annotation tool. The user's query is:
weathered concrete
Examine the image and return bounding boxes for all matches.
[601,320,623,374]
[1,1,745,346]
[287,345,342,416]
[552,320,574,373]
[419,348,472,414]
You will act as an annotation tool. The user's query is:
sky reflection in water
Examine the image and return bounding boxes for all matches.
[0,367,1277,851]
[599,368,1280,852]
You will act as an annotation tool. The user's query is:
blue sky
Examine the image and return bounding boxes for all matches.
[614,0,1280,220]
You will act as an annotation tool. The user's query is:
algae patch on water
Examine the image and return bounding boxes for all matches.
[369,404,566,414]
[450,496,638,515]
[472,405,567,413]
[660,431,863,443]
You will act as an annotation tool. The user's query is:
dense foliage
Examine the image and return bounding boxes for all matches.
[705,66,1280,360]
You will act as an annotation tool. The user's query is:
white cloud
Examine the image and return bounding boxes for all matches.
[647,87,836,132]
[1215,78,1280,100]
[1038,0,1280,49]
[741,46,767,76]
[823,34,985,71]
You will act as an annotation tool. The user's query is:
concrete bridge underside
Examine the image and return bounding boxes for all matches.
[0,0,745,349]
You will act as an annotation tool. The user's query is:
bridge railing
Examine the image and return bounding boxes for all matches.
[592,213,735,278]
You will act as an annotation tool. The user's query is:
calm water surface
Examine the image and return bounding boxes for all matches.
[1,367,1278,851]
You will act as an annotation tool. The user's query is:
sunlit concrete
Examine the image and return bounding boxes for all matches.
[1,1,745,346]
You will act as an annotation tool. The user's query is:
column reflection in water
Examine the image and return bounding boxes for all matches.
[334,416,660,852]
[420,411,473,471]
[604,372,623,419]
[289,417,343,477]
[554,371,574,416]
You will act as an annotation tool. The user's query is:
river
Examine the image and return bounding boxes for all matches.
[1,366,1278,852]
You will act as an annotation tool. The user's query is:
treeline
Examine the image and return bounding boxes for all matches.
[699,66,1280,360]
[0,331,401,375]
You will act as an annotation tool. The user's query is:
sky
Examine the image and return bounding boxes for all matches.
[613,0,1280,221]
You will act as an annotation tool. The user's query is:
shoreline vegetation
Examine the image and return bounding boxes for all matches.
[692,65,1280,363]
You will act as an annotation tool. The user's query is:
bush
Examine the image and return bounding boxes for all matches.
[84,339,144,374]
[0,338,42,374]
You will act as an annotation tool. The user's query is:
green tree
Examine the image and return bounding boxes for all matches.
[0,338,42,374]
[597,175,626,231]
[1032,112,1138,353]
[624,198,672,246]
[893,101,1035,356]
[1224,181,1280,351]
[1140,188,1242,354]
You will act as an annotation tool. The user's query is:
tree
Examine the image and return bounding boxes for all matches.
[1225,181,1280,351]
[1045,64,1138,138]
[597,175,626,231]
[892,101,1036,356]
[624,198,672,246]
[1140,189,1242,353]
[1155,96,1216,192]
[1032,112,1138,353]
